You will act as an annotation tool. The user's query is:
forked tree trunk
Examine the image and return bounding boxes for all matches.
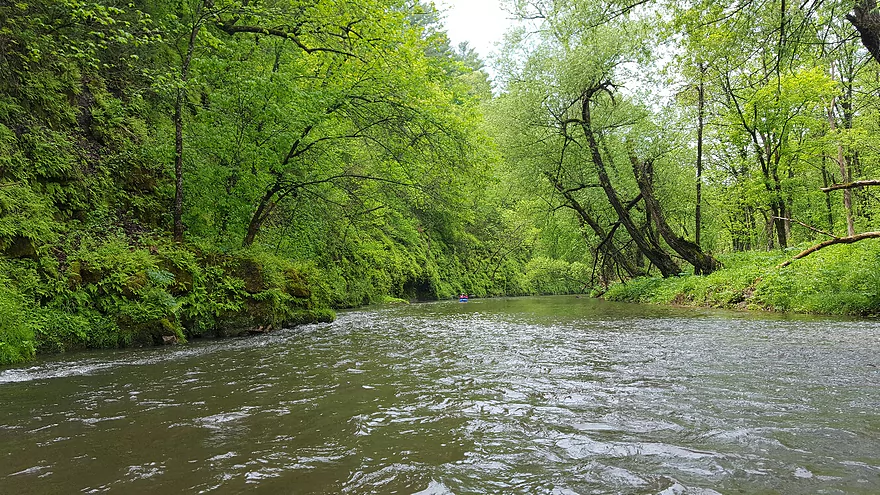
[631,155,721,275]
[578,87,681,278]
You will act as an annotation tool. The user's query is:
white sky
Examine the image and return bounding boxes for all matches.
[439,0,513,61]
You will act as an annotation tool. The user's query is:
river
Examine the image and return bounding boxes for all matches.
[1,296,878,494]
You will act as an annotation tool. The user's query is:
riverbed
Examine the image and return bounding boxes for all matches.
[1,296,878,494]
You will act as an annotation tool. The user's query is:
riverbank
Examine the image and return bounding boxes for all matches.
[0,231,561,366]
[4,236,878,366]
[603,241,880,316]
[0,238,340,366]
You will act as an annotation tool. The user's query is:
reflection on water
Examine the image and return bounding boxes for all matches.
[1,296,878,494]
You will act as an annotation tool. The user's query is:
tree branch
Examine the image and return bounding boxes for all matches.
[772,216,836,239]
[821,179,880,192]
[779,232,880,268]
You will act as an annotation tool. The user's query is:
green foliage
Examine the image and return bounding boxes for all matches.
[0,281,36,365]
[754,243,880,315]
[522,257,590,295]
[8,0,880,367]
[30,308,119,353]
[380,296,409,305]
[0,0,537,364]
[605,243,880,316]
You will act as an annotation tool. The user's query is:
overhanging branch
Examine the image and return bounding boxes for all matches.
[217,24,357,57]
[779,232,880,268]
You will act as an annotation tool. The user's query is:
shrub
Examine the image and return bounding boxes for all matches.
[0,284,35,365]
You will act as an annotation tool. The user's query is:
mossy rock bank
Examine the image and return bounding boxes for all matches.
[0,238,336,365]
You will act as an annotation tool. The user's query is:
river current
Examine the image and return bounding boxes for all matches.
[1,296,878,494]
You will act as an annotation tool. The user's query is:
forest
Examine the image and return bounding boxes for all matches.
[3,0,880,364]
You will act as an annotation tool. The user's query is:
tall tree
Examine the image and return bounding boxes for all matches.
[495,0,720,275]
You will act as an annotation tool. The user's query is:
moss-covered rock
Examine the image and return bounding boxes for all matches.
[78,260,103,285]
[66,260,83,289]
[160,257,194,295]
[122,270,148,297]
[5,236,38,260]
[234,258,266,294]
[122,317,185,347]
[282,309,336,326]
[283,267,311,298]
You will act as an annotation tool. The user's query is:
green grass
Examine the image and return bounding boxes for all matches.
[604,242,880,316]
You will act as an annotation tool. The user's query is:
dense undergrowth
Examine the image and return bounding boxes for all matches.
[603,242,880,316]
[0,235,335,365]
[0,229,595,365]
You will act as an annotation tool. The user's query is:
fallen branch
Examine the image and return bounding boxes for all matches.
[772,216,835,239]
[778,232,880,268]
[821,180,880,193]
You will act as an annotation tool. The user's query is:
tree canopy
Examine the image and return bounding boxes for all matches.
[4,0,880,363]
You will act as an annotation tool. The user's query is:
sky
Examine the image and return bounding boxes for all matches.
[439,0,514,62]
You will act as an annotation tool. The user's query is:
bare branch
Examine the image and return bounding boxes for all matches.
[218,24,358,57]
[772,216,836,239]
[821,179,880,192]
[779,232,880,268]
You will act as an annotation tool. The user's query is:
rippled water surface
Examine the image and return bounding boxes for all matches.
[1,296,879,494]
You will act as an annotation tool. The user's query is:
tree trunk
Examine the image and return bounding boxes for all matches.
[847,0,880,64]
[731,203,755,252]
[771,201,788,249]
[760,214,770,249]
[243,183,283,247]
[173,96,185,242]
[631,155,721,275]
[839,145,855,237]
[827,85,856,236]
[695,70,705,248]
[767,150,789,249]
[172,4,206,243]
[821,157,835,233]
[546,174,644,279]
[577,88,681,277]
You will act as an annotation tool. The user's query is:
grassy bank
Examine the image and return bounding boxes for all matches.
[603,242,880,316]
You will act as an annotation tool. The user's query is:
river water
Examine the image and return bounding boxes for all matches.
[1,296,878,494]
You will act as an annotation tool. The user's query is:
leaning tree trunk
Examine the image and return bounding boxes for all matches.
[578,86,681,278]
[243,183,283,248]
[546,174,645,279]
[630,155,721,275]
